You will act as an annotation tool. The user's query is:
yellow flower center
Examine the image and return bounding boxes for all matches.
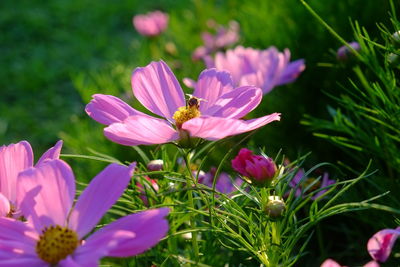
[36,225,79,264]
[172,105,201,128]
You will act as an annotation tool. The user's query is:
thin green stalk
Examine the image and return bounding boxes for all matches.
[299,0,361,57]
[181,149,200,264]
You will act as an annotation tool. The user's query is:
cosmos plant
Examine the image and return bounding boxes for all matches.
[86,60,280,147]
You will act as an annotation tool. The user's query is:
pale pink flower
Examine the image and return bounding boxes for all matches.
[367,227,400,262]
[0,159,169,266]
[86,60,280,147]
[187,46,305,94]
[133,11,168,37]
[320,258,379,267]
[231,148,277,186]
[321,258,344,267]
[364,261,380,267]
[0,140,62,218]
[192,20,240,60]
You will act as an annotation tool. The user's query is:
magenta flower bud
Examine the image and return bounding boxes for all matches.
[264,196,286,219]
[336,41,360,61]
[147,159,164,172]
[231,148,277,187]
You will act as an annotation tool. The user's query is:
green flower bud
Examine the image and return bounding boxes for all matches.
[264,196,286,219]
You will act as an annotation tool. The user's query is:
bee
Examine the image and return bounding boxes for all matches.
[186,94,206,109]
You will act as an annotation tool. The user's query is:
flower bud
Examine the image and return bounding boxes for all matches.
[387,52,400,67]
[147,159,164,172]
[392,31,400,47]
[176,129,201,148]
[231,148,277,187]
[264,196,286,218]
[336,41,360,61]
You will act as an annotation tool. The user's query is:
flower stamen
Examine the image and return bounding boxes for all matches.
[173,106,201,128]
[36,225,79,264]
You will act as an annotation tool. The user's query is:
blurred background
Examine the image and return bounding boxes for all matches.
[1,0,398,265]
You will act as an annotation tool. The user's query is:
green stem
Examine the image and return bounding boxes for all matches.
[299,0,361,57]
[181,149,200,264]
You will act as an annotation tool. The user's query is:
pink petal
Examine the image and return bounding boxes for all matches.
[363,261,380,267]
[59,256,95,267]
[277,59,306,86]
[192,69,234,113]
[0,258,46,267]
[181,113,281,140]
[214,48,243,85]
[85,94,146,125]
[36,140,63,166]
[367,227,400,262]
[77,208,169,258]
[0,141,33,203]
[17,159,75,232]
[0,217,37,241]
[0,217,37,255]
[320,259,342,267]
[205,86,262,119]
[104,115,179,146]
[68,163,135,238]
[131,60,185,120]
[0,193,10,217]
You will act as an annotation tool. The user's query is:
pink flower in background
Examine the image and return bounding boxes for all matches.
[0,159,169,265]
[367,227,400,262]
[192,20,240,61]
[188,46,305,94]
[231,148,277,186]
[133,11,169,37]
[320,259,379,267]
[86,60,280,146]
[320,258,345,267]
[0,140,62,218]
[136,176,159,206]
[198,167,243,194]
[336,41,360,61]
[289,169,335,200]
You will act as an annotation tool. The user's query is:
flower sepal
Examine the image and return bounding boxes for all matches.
[176,129,201,149]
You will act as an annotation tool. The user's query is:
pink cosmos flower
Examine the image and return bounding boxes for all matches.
[133,11,169,37]
[186,46,305,94]
[192,20,240,61]
[86,60,280,147]
[0,159,169,266]
[320,258,345,267]
[289,169,335,200]
[198,167,243,194]
[0,140,62,218]
[320,259,379,267]
[367,226,400,262]
[231,148,277,186]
